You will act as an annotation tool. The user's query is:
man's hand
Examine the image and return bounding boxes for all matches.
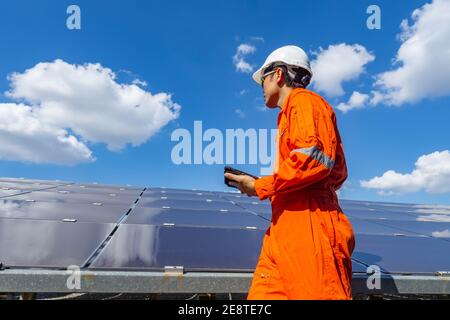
[224,173,257,197]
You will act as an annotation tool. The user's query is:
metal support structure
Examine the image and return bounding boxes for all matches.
[1,269,450,296]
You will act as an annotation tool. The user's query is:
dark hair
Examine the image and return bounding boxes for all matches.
[264,63,311,88]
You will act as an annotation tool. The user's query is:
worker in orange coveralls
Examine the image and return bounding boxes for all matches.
[225,45,355,300]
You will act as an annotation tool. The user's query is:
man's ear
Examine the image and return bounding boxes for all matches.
[276,69,285,86]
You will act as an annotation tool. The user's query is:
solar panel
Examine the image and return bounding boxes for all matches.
[0,199,133,224]
[367,219,450,240]
[89,224,266,272]
[126,206,270,230]
[0,218,115,268]
[141,191,227,202]
[405,205,450,222]
[136,197,244,212]
[347,218,418,237]
[221,193,270,204]
[68,182,141,190]
[1,177,449,297]
[343,206,420,221]
[145,187,217,196]
[0,189,28,198]
[353,234,450,274]
[340,199,416,210]
[0,177,67,184]
[56,184,143,195]
[411,204,450,213]
[0,180,62,189]
[230,201,272,221]
[2,189,141,206]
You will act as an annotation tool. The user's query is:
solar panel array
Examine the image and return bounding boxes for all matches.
[1,178,450,277]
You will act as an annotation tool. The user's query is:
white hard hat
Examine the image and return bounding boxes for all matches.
[252,45,312,85]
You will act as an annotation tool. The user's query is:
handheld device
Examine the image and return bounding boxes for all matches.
[224,166,259,189]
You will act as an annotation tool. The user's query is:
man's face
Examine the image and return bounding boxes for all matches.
[262,68,282,108]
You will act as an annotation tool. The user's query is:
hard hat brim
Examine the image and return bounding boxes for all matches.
[252,66,264,85]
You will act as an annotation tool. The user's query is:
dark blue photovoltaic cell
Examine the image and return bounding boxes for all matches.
[353,234,450,274]
[0,199,132,223]
[126,206,270,229]
[0,219,115,268]
[90,225,265,271]
[136,198,243,212]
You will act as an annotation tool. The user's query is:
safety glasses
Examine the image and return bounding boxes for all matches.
[261,70,276,87]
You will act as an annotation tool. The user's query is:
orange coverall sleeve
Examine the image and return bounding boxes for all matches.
[254,92,337,200]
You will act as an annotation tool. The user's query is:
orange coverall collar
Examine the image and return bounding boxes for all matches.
[279,87,305,113]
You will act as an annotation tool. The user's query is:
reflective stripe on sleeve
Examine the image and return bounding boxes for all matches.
[290,146,335,170]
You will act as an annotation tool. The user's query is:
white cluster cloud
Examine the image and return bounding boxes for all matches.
[235,1,449,113]
[311,43,375,97]
[337,0,450,112]
[0,59,180,165]
[361,150,450,195]
[0,103,93,164]
[374,0,450,105]
[336,91,370,113]
[336,90,385,113]
[233,44,256,73]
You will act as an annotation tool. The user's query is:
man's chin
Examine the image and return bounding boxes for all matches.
[265,103,278,109]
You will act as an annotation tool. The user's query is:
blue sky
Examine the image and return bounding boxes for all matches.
[0,0,449,205]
